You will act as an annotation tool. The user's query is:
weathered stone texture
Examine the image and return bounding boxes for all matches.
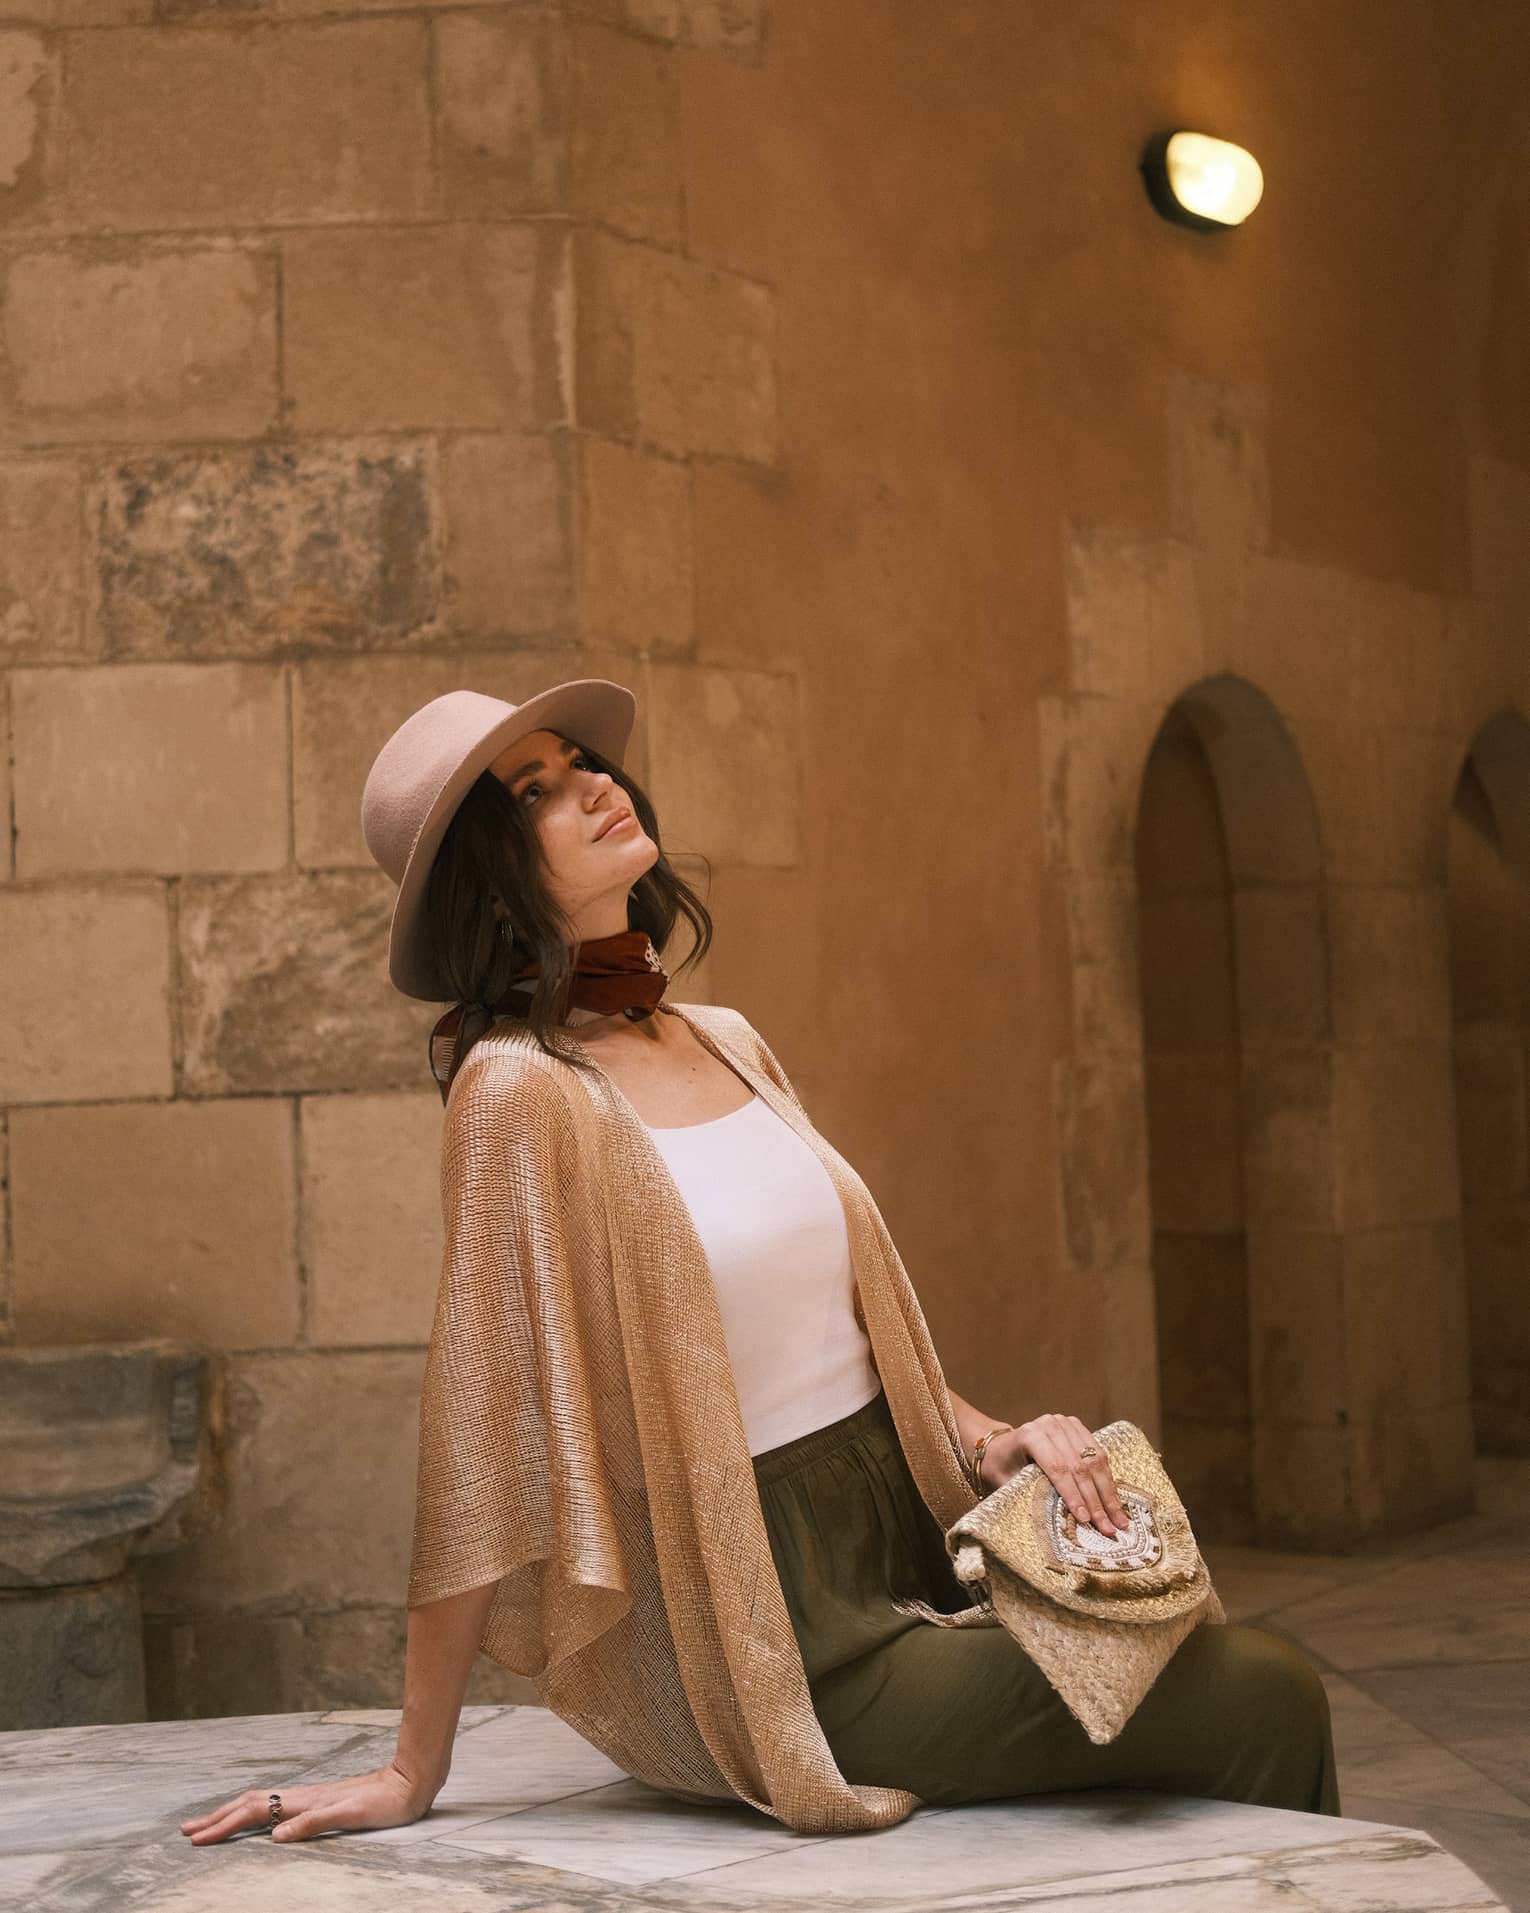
[575,229,776,462]
[0,1577,145,1730]
[1343,1221,1472,1421]
[570,19,683,243]
[1239,1048,1336,1232]
[573,0,763,56]
[1053,1055,1150,1271]
[1333,1042,1463,1230]
[135,1350,425,1613]
[11,663,287,878]
[1247,1230,1345,1426]
[178,870,433,1095]
[1065,525,1200,703]
[579,436,693,655]
[0,675,10,885]
[8,1098,297,1348]
[645,660,798,863]
[1142,1051,1243,1233]
[292,648,578,869]
[63,22,431,231]
[433,11,567,215]
[0,35,55,230]
[1039,693,1162,875]
[90,442,439,661]
[300,1091,443,1347]
[283,225,570,434]
[1328,885,1453,1046]
[441,432,573,640]
[0,246,277,445]
[0,459,83,661]
[0,885,171,1103]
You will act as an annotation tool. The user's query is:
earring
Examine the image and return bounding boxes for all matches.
[499,919,515,947]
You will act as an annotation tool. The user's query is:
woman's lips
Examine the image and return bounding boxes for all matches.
[599,812,636,840]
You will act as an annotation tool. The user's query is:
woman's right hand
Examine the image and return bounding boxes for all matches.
[179,1759,434,1844]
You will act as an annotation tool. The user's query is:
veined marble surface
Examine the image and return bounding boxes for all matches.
[0,1700,1506,1912]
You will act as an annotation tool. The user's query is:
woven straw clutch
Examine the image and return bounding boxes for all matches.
[895,1420,1226,1745]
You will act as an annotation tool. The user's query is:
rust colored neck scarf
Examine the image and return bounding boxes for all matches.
[428,928,670,1104]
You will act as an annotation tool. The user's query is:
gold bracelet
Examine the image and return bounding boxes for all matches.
[970,1423,1013,1494]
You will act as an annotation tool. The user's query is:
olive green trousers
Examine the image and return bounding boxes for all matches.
[753,1388,1341,1816]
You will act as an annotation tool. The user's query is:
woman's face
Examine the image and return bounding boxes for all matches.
[488,727,657,930]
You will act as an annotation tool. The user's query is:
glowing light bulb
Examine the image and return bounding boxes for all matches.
[1141,130,1264,230]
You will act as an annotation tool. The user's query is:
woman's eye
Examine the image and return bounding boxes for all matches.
[521,752,593,804]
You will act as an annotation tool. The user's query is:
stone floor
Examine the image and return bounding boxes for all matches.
[1198,1451,1530,1913]
[0,1454,1524,1913]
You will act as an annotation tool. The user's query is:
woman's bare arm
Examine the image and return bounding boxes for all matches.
[180,1577,499,1845]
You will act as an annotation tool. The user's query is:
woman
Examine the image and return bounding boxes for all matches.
[182,678,1339,1847]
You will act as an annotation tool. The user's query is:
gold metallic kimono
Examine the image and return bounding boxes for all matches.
[408,1000,998,1834]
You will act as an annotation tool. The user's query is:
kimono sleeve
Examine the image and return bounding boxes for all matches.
[406,1050,632,1680]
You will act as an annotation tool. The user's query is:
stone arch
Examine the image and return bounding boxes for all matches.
[1134,672,1337,1546]
[1448,706,1530,1455]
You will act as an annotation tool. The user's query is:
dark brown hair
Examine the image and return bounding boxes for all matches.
[421,731,713,1078]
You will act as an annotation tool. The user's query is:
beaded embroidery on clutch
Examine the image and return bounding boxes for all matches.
[893,1420,1226,1744]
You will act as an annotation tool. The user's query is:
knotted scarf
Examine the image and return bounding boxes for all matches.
[427,928,670,1105]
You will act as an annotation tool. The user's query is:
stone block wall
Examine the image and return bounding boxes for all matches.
[0,0,788,1716]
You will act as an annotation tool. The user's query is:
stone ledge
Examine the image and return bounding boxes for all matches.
[0,1704,1506,1910]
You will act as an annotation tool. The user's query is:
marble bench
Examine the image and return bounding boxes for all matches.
[0,1702,1506,1911]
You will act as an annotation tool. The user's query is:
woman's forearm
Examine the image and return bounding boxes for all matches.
[392,1578,500,1803]
[946,1384,1015,1482]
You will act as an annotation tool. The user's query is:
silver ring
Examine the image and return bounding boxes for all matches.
[1079,1445,1100,1459]
[268,1792,283,1829]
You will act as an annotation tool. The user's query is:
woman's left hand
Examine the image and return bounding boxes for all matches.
[979,1413,1132,1538]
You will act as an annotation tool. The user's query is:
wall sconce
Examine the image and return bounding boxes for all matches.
[1140,130,1264,230]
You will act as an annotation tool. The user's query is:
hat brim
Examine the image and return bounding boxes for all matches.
[386,679,637,1001]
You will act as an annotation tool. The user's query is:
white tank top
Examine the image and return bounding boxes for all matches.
[641,1093,882,1456]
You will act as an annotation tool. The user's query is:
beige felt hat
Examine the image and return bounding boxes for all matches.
[360,679,637,1002]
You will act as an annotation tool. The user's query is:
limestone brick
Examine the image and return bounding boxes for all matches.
[578,436,693,656]
[644,659,797,863]
[292,648,588,871]
[11,663,287,879]
[574,229,776,463]
[1253,1418,1383,1546]
[134,1350,425,1613]
[283,225,570,435]
[568,17,682,243]
[1064,525,1201,703]
[1151,1230,1249,1421]
[441,433,573,641]
[0,35,55,231]
[0,459,83,662]
[1142,1051,1244,1234]
[177,870,435,1096]
[1239,1047,1336,1232]
[0,674,10,885]
[1378,1398,1476,1529]
[1159,1416,1254,1545]
[1062,875,1142,1057]
[1301,718,1457,886]
[1246,1230,1345,1426]
[1137,891,1238,1053]
[1342,1221,1472,1421]
[1038,693,1163,876]
[62,22,431,232]
[1451,1025,1528,1203]
[1053,1054,1150,1271]
[571,0,764,56]
[1230,886,1330,1046]
[433,11,566,216]
[1332,1042,1462,1230]
[0,246,277,445]
[8,1098,297,1349]
[300,1091,443,1347]
[1329,885,1453,1047]
[0,885,171,1103]
[90,441,439,662]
